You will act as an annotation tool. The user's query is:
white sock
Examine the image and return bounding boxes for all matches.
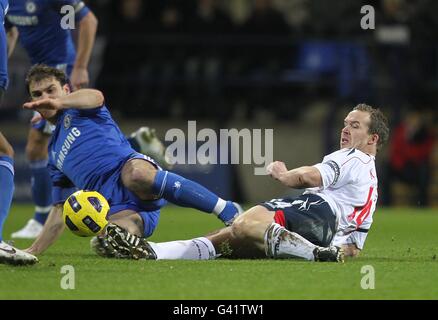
[265,223,316,261]
[148,237,216,260]
[212,198,227,216]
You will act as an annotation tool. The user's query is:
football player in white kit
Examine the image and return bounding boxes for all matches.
[96,104,389,263]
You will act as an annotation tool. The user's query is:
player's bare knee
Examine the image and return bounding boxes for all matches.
[122,160,157,194]
[230,217,251,241]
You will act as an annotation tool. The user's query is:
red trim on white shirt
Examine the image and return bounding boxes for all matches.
[341,156,373,167]
[347,186,374,228]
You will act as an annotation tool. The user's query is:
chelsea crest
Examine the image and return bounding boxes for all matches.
[64,114,72,129]
[25,1,37,14]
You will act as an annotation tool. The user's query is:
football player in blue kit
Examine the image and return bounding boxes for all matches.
[6,0,95,88]
[22,64,241,256]
[6,0,98,238]
[6,0,168,238]
[0,0,38,265]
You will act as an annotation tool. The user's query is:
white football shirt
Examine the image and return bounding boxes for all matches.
[305,148,378,249]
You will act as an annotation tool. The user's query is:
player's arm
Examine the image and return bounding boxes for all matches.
[70,10,98,90]
[25,204,65,255]
[57,88,104,109]
[25,165,77,255]
[23,88,104,111]
[267,161,322,188]
[6,26,18,58]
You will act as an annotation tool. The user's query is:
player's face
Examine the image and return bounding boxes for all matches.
[29,77,70,118]
[29,77,69,101]
[340,110,373,151]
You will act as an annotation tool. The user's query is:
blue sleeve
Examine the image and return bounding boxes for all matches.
[48,163,77,204]
[0,4,8,90]
[73,103,106,117]
[51,0,90,22]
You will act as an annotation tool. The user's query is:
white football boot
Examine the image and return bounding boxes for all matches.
[0,241,38,265]
[11,218,43,239]
[130,126,173,169]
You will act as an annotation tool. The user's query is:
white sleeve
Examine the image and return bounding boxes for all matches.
[313,152,359,189]
[314,160,340,189]
[344,231,368,250]
[332,229,369,250]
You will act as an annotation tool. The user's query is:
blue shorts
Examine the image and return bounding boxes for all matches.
[101,152,167,238]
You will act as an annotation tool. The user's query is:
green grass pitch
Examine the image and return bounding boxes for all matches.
[1,204,438,299]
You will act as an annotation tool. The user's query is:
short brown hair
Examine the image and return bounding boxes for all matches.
[25,64,68,93]
[353,103,389,150]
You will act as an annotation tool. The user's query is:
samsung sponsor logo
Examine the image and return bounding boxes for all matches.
[7,15,38,26]
[56,127,81,170]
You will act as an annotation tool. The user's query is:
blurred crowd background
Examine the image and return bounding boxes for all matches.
[1,0,437,206]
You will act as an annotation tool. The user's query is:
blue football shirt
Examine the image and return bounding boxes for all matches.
[6,0,90,74]
[48,105,134,190]
[48,105,166,213]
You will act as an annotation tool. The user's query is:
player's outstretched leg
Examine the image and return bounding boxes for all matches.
[93,223,217,261]
[265,223,344,262]
[12,127,52,239]
[151,170,242,225]
[0,133,38,265]
[0,134,15,243]
[122,159,242,226]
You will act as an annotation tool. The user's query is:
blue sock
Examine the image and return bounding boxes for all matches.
[30,160,53,225]
[127,137,140,153]
[0,156,14,241]
[151,171,237,220]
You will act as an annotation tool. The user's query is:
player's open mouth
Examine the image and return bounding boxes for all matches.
[341,137,349,144]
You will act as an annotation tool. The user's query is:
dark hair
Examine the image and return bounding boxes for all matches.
[25,64,68,93]
[353,103,389,151]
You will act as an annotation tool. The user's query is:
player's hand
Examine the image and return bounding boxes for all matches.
[23,98,62,111]
[266,161,288,181]
[23,98,62,121]
[70,67,89,91]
